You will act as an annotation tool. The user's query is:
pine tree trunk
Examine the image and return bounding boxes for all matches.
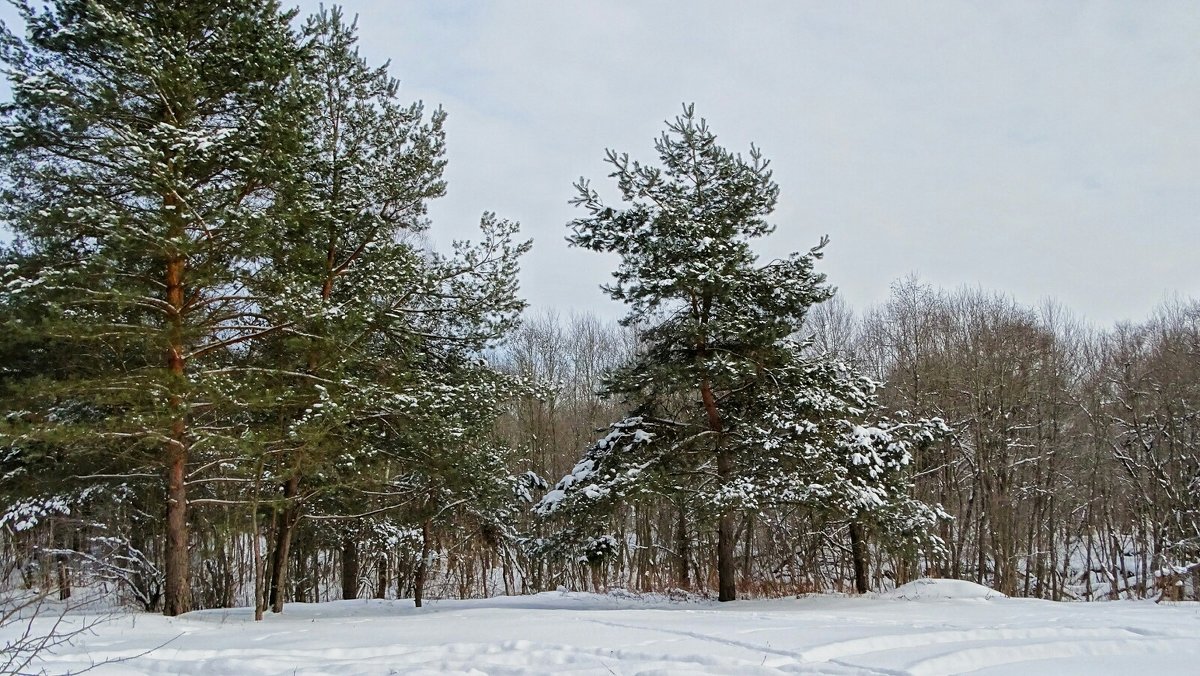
[162,166,191,616]
[375,554,388,599]
[741,514,754,587]
[252,517,265,621]
[717,495,736,601]
[675,506,690,588]
[700,378,737,602]
[251,456,270,622]
[414,520,431,608]
[164,429,189,615]
[269,475,301,612]
[850,521,870,594]
[716,447,736,601]
[56,552,71,601]
[341,531,359,600]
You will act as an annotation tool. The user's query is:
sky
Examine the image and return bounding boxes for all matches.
[3,1,1198,326]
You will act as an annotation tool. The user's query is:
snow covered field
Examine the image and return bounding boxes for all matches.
[12,580,1200,675]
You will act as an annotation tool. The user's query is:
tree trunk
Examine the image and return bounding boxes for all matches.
[717,505,736,601]
[414,520,431,608]
[269,475,301,612]
[716,446,736,601]
[251,457,270,622]
[675,506,690,588]
[252,515,265,622]
[341,531,359,600]
[375,554,389,599]
[741,514,754,588]
[850,521,870,594]
[163,423,189,615]
[701,378,736,602]
[56,552,71,601]
[162,183,190,616]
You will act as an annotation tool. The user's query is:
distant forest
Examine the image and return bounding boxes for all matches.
[1,1,1196,622]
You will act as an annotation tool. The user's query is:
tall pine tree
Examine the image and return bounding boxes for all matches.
[243,7,531,614]
[242,6,451,614]
[0,0,308,615]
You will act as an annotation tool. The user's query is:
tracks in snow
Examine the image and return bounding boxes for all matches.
[19,595,1200,675]
[580,612,1200,676]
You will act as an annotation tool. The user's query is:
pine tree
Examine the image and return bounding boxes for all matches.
[539,106,946,600]
[0,0,308,615]
[237,6,452,614]
[241,7,531,613]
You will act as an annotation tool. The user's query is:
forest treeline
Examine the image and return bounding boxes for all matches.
[0,0,1196,624]
[505,288,1200,602]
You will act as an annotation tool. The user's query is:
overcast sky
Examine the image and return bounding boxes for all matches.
[307,0,1199,326]
[5,2,1199,325]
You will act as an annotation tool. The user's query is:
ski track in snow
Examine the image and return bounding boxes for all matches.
[11,583,1200,675]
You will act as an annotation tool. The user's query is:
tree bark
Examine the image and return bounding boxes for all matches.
[56,552,71,601]
[375,554,389,599]
[741,514,755,587]
[341,531,359,600]
[849,520,870,594]
[700,378,736,602]
[675,506,690,588]
[162,164,190,616]
[163,421,189,616]
[414,520,431,608]
[269,474,301,612]
[716,482,736,601]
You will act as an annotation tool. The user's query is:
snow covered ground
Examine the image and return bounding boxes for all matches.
[11,580,1200,675]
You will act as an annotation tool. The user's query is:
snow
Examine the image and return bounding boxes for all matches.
[10,584,1200,675]
[886,578,1009,601]
[0,495,71,532]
